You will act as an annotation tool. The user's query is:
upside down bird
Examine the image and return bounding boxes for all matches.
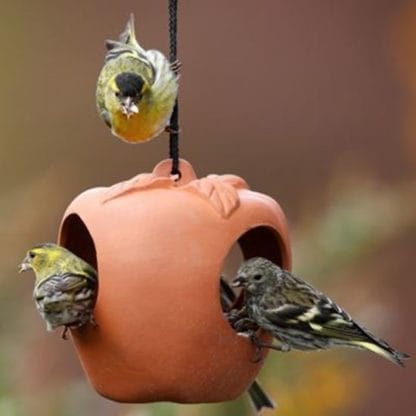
[19,243,98,339]
[232,257,409,366]
[96,14,179,143]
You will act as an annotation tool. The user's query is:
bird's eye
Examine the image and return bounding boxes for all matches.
[29,251,36,259]
[253,274,263,281]
[115,91,120,98]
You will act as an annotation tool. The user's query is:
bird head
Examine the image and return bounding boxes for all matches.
[232,257,280,295]
[18,243,68,283]
[110,72,145,118]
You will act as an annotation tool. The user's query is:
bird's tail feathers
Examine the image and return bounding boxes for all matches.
[351,340,409,367]
[104,14,148,63]
[119,13,143,51]
[352,321,410,367]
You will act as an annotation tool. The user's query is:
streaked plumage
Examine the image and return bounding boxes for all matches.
[19,243,98,339]
[233,257,409,366]
[220,279,275,413]
[96,14,179,143]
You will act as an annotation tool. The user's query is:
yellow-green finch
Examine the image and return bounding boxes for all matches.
[96,14,179,143]
[232,257,409,366]
[220,279,275,413]
[19,243,98,339]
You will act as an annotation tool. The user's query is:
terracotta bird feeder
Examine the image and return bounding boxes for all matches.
[58,158,291,404]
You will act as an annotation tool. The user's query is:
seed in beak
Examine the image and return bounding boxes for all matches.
[121,97,139,118]
[232,276,246,287]
[18,262,30,273]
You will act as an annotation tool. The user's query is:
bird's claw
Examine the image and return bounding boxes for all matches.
[170,59,182,75]
[244,331,291,362]
[252,348,264,363]
[233,317,258,332]
[61,326,69,340]
[280,343,291,352]
[90,315,98,328]
[225,309,242,324]
[237,329,265,363]
[165,125,181,134]
[248,332,265,363]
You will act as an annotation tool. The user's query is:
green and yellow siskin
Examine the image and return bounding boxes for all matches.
[19,243,98,339]
[96,14,179,143]
[232,257,409,366]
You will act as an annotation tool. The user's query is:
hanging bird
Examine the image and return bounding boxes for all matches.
[19,243,98,339]
[220,279,275,413]
[232,257,409,366]
[96,14,179,143]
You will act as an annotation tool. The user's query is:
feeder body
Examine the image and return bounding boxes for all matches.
[58,159,291,403]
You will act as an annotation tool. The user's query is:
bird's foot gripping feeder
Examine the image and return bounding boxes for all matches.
[58,158,291,404]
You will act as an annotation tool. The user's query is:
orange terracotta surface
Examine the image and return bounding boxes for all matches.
[58,159,291,404]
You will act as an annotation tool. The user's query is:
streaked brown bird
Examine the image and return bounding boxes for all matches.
[233,257,409,366]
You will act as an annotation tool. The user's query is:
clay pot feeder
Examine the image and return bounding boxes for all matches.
[58,159,291,404]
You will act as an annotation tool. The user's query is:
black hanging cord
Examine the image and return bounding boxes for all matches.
[168,0,180,178]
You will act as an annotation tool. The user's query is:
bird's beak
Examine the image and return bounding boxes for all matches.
[121,97,139,118]
[232,275,247,288]
[18,255,32,273]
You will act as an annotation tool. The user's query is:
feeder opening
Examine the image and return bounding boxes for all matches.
[220,226,285,316]
[238,226,284,266]
[59,214,97,270]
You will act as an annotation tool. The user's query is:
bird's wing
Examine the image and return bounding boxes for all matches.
[302,300,369,341]
[308,300,410,366]
[261,268,409,366]
[35,273,94,299]
[263,303,309,322]
[306,300,385,343]
[262,270,366,337]
[146,49,178,89]
[263,291,372,342]
[278,271,320,306]
[103,16,157,83]
[118,14,145,53]
[262,303,316,333]
[100,110,112,127]
[104,42,156,84]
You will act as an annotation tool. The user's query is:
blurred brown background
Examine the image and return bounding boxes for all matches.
[1,1,415,415]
